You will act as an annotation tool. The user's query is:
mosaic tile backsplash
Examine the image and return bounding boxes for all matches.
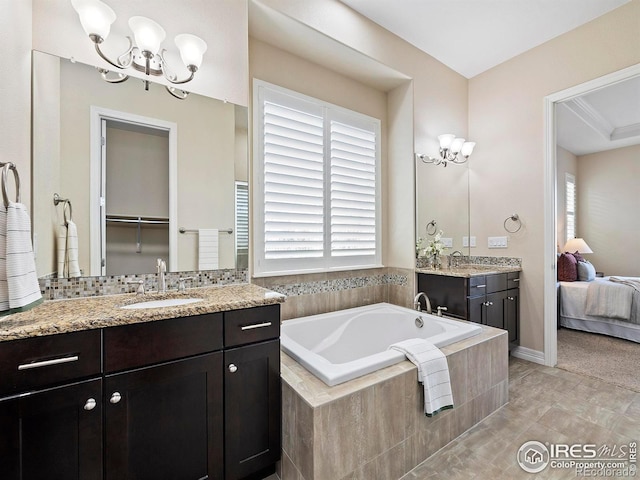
[266,273,407,297]
[416,255,522,269]
[39,269,248,300]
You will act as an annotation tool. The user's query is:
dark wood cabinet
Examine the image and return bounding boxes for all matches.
[0,378,103,480]
[417,271,520,346]
[105,352,223,480]
[0,302,282,480]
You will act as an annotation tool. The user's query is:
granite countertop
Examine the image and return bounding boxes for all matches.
[0,283,285,342]
[415,264,522,278]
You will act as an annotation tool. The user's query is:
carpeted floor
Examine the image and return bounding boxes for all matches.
[557,327,640,392]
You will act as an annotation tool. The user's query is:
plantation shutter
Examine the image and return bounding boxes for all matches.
[262,100,325,259]
[235,181,249,251]
[254,80,381,276]
[330,120,377,257]
[565,173,576,243]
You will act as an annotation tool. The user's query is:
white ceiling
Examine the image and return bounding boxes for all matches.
[557,75,640,156]
[339,0,630,79]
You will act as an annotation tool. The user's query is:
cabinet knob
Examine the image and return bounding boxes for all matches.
[508,296,515,301]
[228,364,238,373]
[484,301,494,307]
[110,392,122,404]
[84,398,97,411]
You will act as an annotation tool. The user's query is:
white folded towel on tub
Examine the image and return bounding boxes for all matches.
[389,338,453,417]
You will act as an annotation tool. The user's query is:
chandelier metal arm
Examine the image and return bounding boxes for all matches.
[159,49,197,85]
[165,86,190,99]
[97,67,129,84]
[92,35,134,70]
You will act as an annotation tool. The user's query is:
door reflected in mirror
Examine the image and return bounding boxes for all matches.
[32,50,248,278]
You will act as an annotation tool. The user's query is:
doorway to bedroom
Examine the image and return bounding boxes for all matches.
[544,63,640,388]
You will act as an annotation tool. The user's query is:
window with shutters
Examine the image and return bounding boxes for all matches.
[235,181,249,269]
[253,80,381,276]
[565,173,576,243]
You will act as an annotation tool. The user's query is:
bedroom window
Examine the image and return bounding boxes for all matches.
[565,173,576,243]
[253,80,381,277]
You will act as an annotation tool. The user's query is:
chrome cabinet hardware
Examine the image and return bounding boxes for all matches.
[483,301,494,307]
[240,322,272,331]
[110,392,122,404]
[473,284,486,288]
[512,278,520,282]
[228,364,238,373]
[84,398,97,411]
[18,355,79,370]
[508,296,515,301]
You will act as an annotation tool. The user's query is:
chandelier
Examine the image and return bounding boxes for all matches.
[71,0,207,99]
[416,134,475,167]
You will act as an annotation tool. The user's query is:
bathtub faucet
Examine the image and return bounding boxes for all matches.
[414,292,432,314]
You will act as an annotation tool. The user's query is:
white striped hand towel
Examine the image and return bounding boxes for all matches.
[64,220,81,278]
[198,229,219,270]
[57,222,67,279]
[0,205,8,312]
[389,338,454,416]
[5,201,42,313]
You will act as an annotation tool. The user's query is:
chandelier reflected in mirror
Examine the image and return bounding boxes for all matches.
[416,134,476,167]
[71,0,207,99]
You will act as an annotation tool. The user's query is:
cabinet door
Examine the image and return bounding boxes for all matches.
[485,291,506,330]
[0,378,103,480]
[467,295,485,324]
[105,352,223,480]
[417,274,467,319]
[224,340,281,480]
[506,288,519,344]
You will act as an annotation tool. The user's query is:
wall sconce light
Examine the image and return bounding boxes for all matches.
[71,0,207,99]
[415,134,476,167]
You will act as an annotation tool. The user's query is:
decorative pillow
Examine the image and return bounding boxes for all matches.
[577,260,596,282]
[570,251,585,263]
[557,253,578,281]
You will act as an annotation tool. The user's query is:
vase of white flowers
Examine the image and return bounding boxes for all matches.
[425,230,447,269]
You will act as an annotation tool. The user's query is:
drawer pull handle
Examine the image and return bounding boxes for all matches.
[110,392,122,404]
[228,364,238,373]
[84,398,97,411]
[512,278,520,282]
[240,322,272,331]
[473,284,486,288]
[18,355,79,370]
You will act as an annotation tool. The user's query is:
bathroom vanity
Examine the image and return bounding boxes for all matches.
[0,284,283,480]
[417,267,520,346]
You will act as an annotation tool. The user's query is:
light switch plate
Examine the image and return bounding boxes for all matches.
[488,236,508,248]
[463,236,477,248]
[441,237,453,248]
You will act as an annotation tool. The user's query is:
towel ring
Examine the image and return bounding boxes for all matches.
[426,220,437,236]
[1,163,20,209]
[53,193,73,225]
[503,214,522,233]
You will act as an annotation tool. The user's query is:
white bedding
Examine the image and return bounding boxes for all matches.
[559,277,640,343]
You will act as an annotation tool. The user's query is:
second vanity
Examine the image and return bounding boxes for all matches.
[416,264,521,347]
[0,284,284,480]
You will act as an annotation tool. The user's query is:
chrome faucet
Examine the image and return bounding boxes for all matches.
[414,292,432,314]
[448,250,464,269]
[157,258,167,293]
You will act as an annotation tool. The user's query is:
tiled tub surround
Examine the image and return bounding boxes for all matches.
[0,283,283,341]
[39,268,248,300]
[280,325,508,480]
[253,267,414,320]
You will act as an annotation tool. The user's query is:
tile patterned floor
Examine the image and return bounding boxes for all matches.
[270,357,640,480]
[401,357,640,480]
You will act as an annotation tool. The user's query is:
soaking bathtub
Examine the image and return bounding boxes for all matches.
[280,302,482,386]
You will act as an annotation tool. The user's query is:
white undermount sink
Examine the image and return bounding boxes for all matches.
[121,298,203,310]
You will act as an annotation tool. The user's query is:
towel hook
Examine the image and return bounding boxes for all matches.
[503,214,522,233]
[1,163,20,209]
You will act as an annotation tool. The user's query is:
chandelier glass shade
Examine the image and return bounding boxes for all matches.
[71,0,207,99]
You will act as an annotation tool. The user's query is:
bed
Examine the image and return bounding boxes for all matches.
[558,276,640,343]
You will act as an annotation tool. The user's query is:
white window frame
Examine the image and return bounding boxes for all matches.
[565,173,576,243]
[252,79,382,277]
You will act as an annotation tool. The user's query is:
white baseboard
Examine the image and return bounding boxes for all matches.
[511,346,545,365]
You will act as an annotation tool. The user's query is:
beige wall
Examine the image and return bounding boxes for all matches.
[556,146,578,250]
[468,0,640,353]
[577,144,640,277]
[1,0,32,213]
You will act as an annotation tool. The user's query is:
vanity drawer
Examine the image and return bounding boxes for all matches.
[0,329,102,396]
[507,272,521,289]
[468,276,487,297]
[104,313,223,373]
[225,304,280,348]
[486,273,507,293]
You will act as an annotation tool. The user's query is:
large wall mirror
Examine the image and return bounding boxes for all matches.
[415,158,470,261]
[32,50,248,278]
